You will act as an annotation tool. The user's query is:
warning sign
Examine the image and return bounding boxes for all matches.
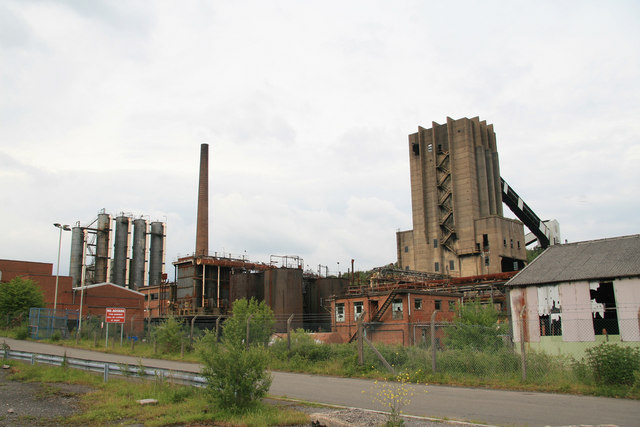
[105,307,126,323]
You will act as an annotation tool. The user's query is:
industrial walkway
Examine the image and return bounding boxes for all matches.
[2,337,639,426]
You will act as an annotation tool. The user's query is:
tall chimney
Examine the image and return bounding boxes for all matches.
[195,143,209,256]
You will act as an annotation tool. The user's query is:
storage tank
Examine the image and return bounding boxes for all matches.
[95,213,111,283]
[129,218,147,289]
[69,226,84,287]
[112,215,130,286]
[148,221,165,286]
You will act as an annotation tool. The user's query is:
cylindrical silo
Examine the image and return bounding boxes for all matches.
[148,221,165,286]
[95,212,111,283]
[69,226,85,287]
[112,215,130,286]
[129,218,147,289]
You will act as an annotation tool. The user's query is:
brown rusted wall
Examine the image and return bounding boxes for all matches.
[230,271,264,303]
[264,268,303,332]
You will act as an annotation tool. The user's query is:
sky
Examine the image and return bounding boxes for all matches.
[1,0,639,280]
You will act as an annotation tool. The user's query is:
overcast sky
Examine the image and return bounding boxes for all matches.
[1,0,638,280]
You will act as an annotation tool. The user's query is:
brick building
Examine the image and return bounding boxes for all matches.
[0,259,145,335]
[330,288,461,346]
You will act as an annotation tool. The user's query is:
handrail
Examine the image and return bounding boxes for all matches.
[1,348,207,387]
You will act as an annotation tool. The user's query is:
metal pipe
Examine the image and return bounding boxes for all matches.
[53,223,70,311]
[202,264,206,308]
[431,310,439,373]
[216,265,220,308]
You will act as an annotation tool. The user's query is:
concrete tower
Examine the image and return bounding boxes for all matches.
[195,143,209,256]
[397,117,526,277]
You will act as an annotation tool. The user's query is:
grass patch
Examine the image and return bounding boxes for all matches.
[4,360,309,426]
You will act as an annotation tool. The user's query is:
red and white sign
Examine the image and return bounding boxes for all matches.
[105,307,126,323]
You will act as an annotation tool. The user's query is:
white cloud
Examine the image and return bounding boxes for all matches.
[1,0,639,279]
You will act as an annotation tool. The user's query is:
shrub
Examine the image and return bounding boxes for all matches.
[199,297,274,413]
[270,329,332,362]
[584,343,640,386]
[152,316,185,353]
[200,344,272,412]
[14,324,30,340]
[222,298,275,348]
[445,301,507,352]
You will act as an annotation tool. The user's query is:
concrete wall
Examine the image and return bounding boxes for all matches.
[397,117,527,276]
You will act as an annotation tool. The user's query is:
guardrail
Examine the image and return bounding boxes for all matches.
[1,348,207,387]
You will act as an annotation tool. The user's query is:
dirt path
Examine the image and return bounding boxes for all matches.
[0,364,94,426]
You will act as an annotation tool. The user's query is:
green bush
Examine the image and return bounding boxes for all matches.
[152,316,186,353]
[222,298,275,348]
[14,324,30,340]
[199,298,275,413]
[445,302,507,352]
[584,343,640,386]
[0,277,45,325]
[270,329,332,362]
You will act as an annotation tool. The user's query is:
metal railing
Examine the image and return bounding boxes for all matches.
[1,348,207,387]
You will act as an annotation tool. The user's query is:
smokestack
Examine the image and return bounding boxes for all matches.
[195,143,209,256]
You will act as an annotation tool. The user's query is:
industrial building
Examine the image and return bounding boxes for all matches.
[69,210,166,289]
[397,117,554,277]
[165,144,349,332]
[0,259,145,336]
[507,234,640,357]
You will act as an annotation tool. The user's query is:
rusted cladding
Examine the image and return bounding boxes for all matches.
[230,272,265,303]
[264,268,304,331]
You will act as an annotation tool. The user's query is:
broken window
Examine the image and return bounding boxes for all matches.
[434,262,439,272]
[434,300,442,310]
[335,303,345,323]
[449,260,455,271]
[414,298,423,310]
[590,282,619,335]
[484,256,490,266]
[392,299,403,320]
[354,301,363,320]
[412,143,420,156]
[433,239,438,248]
[404,246,409,253]
[483,234,489,249]
[538,285,562,336]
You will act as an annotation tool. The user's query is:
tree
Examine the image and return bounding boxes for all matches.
[220,297,275,348]
[445,301,507,351]
[0,277,45,325]
[199,297,274,412]
[152,316,186,353]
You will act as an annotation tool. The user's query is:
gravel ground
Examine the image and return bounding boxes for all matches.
[0,364,94,426]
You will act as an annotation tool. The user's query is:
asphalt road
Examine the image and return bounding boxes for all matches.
[3,337,639,426]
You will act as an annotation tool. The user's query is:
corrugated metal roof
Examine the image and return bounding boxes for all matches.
[506,234,640,287]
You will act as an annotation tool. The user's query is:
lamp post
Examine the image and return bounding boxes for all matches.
[53,223,71,311]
